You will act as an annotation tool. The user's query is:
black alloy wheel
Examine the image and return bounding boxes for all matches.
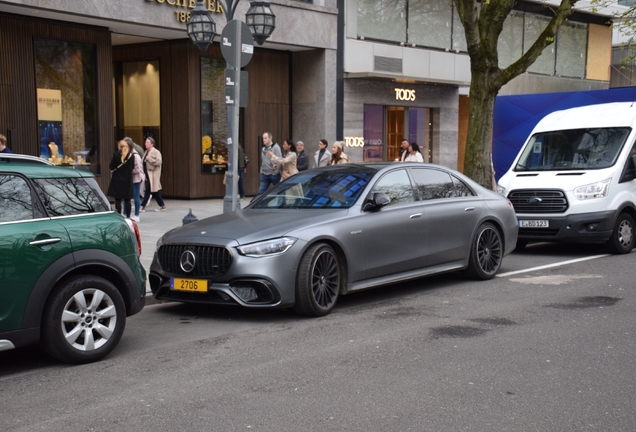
[294,243,341,317]
[465,223,503,280]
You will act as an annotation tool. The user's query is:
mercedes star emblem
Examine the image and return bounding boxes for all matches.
[180,250,196,273]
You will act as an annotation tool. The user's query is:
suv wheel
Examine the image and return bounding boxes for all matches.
[41,275,126,364]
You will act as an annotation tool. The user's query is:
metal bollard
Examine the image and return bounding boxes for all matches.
[182,208,199,225]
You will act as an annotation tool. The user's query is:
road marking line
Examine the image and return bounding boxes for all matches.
[497,254,610,278]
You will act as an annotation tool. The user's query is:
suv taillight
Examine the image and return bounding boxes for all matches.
[125,218,142,255]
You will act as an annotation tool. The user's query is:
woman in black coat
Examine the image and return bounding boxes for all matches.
[107,140,134,218]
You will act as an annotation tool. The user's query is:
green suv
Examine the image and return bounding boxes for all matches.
[0,155,146,363]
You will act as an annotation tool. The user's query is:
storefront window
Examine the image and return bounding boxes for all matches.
[357,0,407,42]
[363,105,384,162]
[35,38,99,173]
[200,57,229,174]
[118,61,161,153]
[408,108,431,162]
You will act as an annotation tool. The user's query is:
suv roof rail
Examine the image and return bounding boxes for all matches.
[0,153,54,165]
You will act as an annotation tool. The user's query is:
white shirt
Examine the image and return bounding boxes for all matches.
[405,152,424,163]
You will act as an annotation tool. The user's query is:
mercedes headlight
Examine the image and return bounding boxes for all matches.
[574,178,611,200]
[237,237,297,257]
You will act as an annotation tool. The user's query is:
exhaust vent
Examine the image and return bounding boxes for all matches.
[374,56,402,73]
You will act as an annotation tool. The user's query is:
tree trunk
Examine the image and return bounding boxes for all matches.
[463,71,499,190]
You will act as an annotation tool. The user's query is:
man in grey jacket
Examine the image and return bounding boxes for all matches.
[258,131,282,194]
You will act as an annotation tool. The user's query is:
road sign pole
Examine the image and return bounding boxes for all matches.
[221,20,254,214]
[223,21,244,214]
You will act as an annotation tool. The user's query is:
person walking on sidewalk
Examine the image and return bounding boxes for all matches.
[329,141,349,165]
[125,138,145,221]
[314,139,331,168]
[295,141,309,171]
[140,136,166,212]
[257,132,281,195]
[107,140,134,218]
[267,139,298,180]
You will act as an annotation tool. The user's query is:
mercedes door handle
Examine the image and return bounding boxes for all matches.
[464,207,475,212]
[30,238,62,246]
[409,213,422,219]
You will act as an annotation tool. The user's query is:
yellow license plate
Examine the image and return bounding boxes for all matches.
[170,278,208,292]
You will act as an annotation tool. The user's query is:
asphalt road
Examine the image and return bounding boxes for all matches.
[1,243,634,431]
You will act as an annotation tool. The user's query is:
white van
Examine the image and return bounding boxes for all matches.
[496,102,636,253]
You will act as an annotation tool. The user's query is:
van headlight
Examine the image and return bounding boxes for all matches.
[574,178,611,200]
[237,237,297,257]
[496,184,506,196]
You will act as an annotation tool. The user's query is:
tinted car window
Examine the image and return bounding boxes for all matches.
[251,169,374,209]
[411,168,455,200]
[0,175,36,223]
[32,177,110,216]
[452,176,475,197]
[370,169,414,206]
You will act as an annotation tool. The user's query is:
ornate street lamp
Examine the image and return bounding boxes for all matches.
[186,0,217,52]
[245,0,276,45]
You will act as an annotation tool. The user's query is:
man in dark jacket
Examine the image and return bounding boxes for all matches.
[296,141,309,171]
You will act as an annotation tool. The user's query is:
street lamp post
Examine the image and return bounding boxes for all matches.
[186,1,216,52]
[186,0,275,213]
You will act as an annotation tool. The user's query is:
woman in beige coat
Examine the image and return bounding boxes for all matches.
[140,137,166,212]
[267,140,298,180]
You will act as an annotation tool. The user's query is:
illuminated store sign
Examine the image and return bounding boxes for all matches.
[344,137,365,148]
[394,88,416,101]
[145,0,224,22]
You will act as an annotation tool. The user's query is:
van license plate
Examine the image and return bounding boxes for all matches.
[519,220,549,228]
[170,278,208,292]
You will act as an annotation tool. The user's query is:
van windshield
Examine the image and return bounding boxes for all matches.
[514,127,631,171]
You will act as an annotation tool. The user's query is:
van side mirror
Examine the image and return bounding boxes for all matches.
[363,192,391,211]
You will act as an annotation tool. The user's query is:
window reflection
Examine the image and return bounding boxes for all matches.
[452,176,475,197]
[371,169,414,206]
[411,168,455,200]
[0,176,35,223]
[251,168,374,209]
[32,178,109,216]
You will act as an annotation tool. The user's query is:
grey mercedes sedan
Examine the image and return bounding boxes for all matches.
[149,163,518,316]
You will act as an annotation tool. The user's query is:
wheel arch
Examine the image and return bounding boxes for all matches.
[614,202,636,225]
[22,249,142,330]
[301,238,349,296]
[473,217,506,254]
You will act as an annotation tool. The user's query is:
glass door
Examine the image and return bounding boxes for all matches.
[387,106,405,162]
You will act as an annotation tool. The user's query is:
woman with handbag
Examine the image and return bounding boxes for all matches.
[107,140,134,218]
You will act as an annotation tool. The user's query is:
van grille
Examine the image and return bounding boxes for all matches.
[157,245,232,277]
[508,189,568,214]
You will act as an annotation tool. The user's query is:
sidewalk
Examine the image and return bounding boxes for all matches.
[134,198,231,293]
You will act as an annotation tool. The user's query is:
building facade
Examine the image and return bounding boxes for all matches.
[0,0,338,197]
[0,0,615,197]
[341,0,613,172]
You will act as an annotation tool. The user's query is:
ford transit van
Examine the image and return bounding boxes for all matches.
[496,102,636,253]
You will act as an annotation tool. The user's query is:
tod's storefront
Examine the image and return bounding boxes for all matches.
[0,0,338,197]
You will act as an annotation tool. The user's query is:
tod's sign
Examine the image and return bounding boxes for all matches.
[145,0,224,22]
[394,88,416,101]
